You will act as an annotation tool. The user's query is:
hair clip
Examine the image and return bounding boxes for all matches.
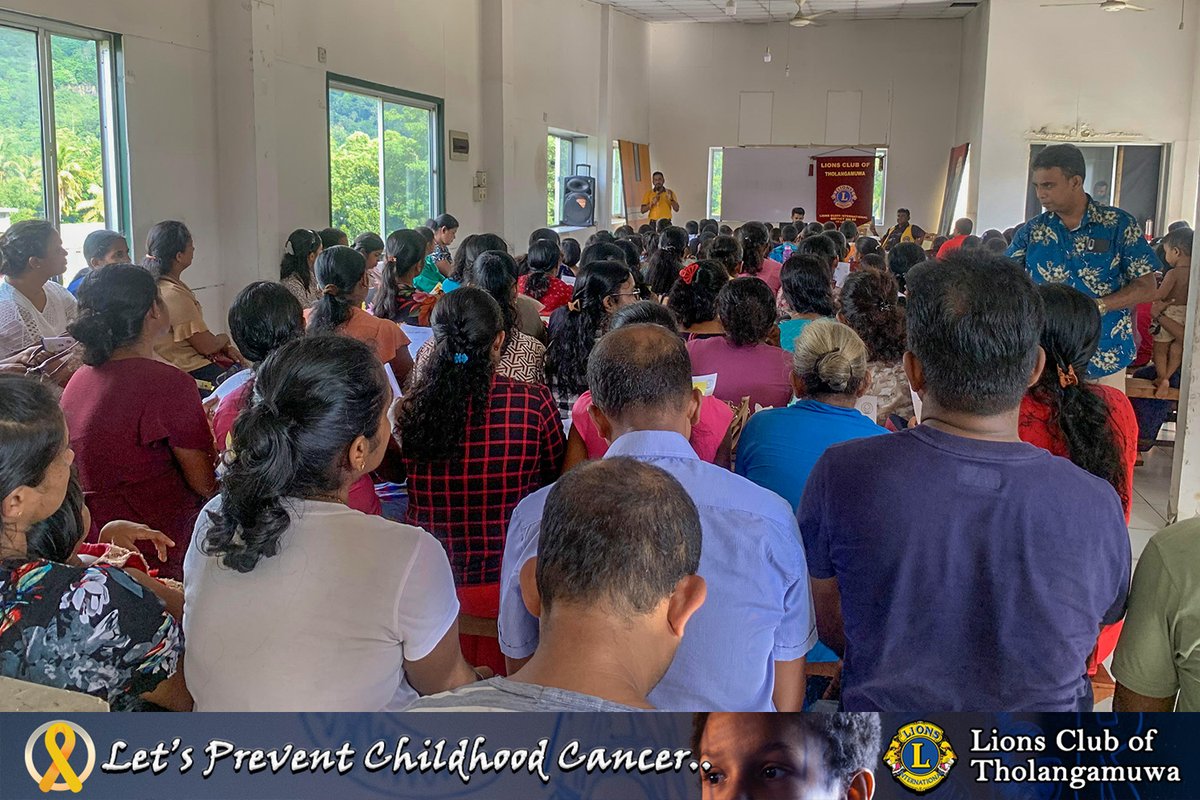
[679,263,700,285]
[284,240,295,256]
[567,299,582,313]
[453,353,469,364]
[1057,364,1079,389]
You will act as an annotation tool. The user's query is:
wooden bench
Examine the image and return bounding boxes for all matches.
[1125,377,1180,402]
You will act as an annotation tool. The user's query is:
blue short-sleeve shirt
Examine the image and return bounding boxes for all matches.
[1006,197,1157,377]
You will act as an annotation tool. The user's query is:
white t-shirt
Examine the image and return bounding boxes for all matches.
[183,498,460,711]
[0,279,78,359]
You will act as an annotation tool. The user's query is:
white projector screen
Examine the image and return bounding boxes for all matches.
[720,146,820,224]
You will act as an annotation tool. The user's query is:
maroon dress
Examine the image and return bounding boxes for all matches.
[61,358,215,580]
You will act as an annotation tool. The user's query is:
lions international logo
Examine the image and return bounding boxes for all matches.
[884,720,956,794]
[832,184,858,209]
[25,720,95,793]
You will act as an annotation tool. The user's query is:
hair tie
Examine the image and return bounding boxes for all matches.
[878,301,892,312]
[322,284,339,297]
[453,353,469,365]
[679,263,700,285]
[567,299,582,313]
[1057,364,1079,389]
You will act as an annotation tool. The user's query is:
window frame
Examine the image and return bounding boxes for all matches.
[547,131,588,228]
[325,73,445,233]
[0,9,129,242]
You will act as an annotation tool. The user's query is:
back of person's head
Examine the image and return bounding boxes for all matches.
[528,227,561,249]
[823,221,838,231]
[780,254,835,317]
[561,237,582,267]
[839,268,905,364]
[535,457,701,623]
[1032,143,1087,181]
[0,375,68,543]
[415,226,435,247]
[860,253,886,271]
[736,221,770,276]
[353,231,385,258]
[142,220,192,279]
[610,300,679,332]
[547,261,634,399]
[523,239,563,302]
[685,220,699,236]
[691,713,882,797]
[203,335,389,573]
[981,229,1005,244]
[1168,220,1190,232]
[769,226,782,244]
[614,225,636,239]
[398,287,503,462]
[26,470,86,564]
[82,230,128,268]
[804,222,826,239]
[470,250,520,342]
[985,237,1008,253]
[228,281,304,366]
[886,241,926,291]
[614,238,642,272]
[826,230,849,260]
[706,234,742,277]
[656,218,672,233]
[792,318,870,399]
[717,277,776,347]
[279,228,322,291]
[961,235,982,251]
[839,221,860,242]
[906,250,1044,415]
[856,236,881,258]
[638,223,655,236]
[1161,225,1194,257]
[930,236,949,256]
[374,228,428,322]
[1032,282,1124,497]
[69,263,159,367]
[588,323,694,422]
[667,260,728,329]
[797,233,838,272]
[318,227,347,250]
[307,245,366,335]
[779,224,798,244]
[432,213,460,232]
[718,224,733,236]
[700,220,719,236]
[579,241,626,271]
[954,217,974,236]
[449,233,480,283]
[1003,227,1017,244]
[0,220,57,278]
[646,226,689,296]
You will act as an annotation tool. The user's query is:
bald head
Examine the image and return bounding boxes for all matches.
[587,324,694,422]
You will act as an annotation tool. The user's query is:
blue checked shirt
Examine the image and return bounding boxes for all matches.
[1007,197,1157,377]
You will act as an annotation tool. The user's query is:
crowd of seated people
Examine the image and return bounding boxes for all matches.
[1,196,1197,717]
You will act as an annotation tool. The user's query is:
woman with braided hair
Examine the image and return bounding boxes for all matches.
[396,287,564,675]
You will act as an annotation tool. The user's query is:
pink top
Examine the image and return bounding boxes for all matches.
[571,390,735,463]
[687,336,793,410]
[744,258,783,294]
[212,378,383,517]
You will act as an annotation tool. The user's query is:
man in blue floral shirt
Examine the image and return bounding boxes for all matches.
[1007,144,1158,382]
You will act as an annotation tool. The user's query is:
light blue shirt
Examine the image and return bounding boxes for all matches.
[498,430,816,711]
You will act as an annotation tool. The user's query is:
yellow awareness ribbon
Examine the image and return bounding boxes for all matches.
[38,723,83,793]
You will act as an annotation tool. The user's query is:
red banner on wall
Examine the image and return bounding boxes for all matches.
[814,156,876,225]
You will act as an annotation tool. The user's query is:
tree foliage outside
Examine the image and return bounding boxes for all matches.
[329,87,434,237]
[0,27,106,226]
[708,148,723,219]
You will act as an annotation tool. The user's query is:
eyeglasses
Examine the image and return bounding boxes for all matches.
[608,288,643,300]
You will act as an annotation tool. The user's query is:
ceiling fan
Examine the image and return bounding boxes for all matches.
[789,0,834,27]
[1040,0,1150,11]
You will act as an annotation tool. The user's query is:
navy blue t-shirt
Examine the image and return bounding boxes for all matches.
[799,425,1129,712]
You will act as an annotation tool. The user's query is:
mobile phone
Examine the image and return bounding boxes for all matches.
[41,336,75,355]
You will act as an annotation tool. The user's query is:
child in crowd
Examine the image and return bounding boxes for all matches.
[1151,226,1193,398]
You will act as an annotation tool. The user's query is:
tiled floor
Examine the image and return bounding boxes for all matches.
[1094,444,1177,711]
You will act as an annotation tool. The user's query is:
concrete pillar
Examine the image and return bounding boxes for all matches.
[1169,170,1200,522]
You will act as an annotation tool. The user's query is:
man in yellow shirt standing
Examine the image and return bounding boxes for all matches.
[640,171,680,223]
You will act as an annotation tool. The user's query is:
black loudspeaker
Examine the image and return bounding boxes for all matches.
[561,166,595,227]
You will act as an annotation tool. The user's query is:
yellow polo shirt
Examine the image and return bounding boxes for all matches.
[641,188,678,221]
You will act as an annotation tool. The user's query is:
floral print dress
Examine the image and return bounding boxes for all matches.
[0,559,182,710]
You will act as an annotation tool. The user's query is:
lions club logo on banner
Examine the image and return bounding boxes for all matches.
[884,720,956,794]
[832,184,858,210]
[25,720,95,793]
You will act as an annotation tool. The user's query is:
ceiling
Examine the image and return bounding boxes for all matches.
[588,0,980,23]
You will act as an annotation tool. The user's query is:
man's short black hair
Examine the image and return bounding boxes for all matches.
[538,458,701,616]
[1033,143,1087,181]
[588,324,694,419]
[797,233,838,270]
[897,208,911,217]
[652,170,664,178]
[954,217,974,235]
[686,220,699,235]
[691,714,883,791]
[792,206,806,217]
[906,250,1045,415]
[228,281,304,365]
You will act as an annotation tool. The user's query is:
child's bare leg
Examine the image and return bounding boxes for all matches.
[1153,341,1172,388]
[1158,341,1184,398]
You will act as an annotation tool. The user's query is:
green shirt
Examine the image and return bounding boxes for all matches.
[1112,518,1200,711]
[414,254,445,293]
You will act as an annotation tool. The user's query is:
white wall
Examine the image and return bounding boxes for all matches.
[953,1,988,223]
[647,18,963,231]
[975,0,1200,230]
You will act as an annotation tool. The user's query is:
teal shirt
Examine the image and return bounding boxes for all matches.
[413,254,444,293]
[779,317,816,352]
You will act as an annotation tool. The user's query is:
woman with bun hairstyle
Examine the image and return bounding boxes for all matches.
[736,221,783,293]
[62,264,217,579]
[278,228,324,308]
[306,245,414,388]
[667,259,727,339]
[839,268,913,426]
[396,288,563,674]
[186,335,480,710]
[734,318,886,513]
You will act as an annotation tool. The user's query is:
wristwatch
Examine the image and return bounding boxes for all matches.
[1096,298,1108,315]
